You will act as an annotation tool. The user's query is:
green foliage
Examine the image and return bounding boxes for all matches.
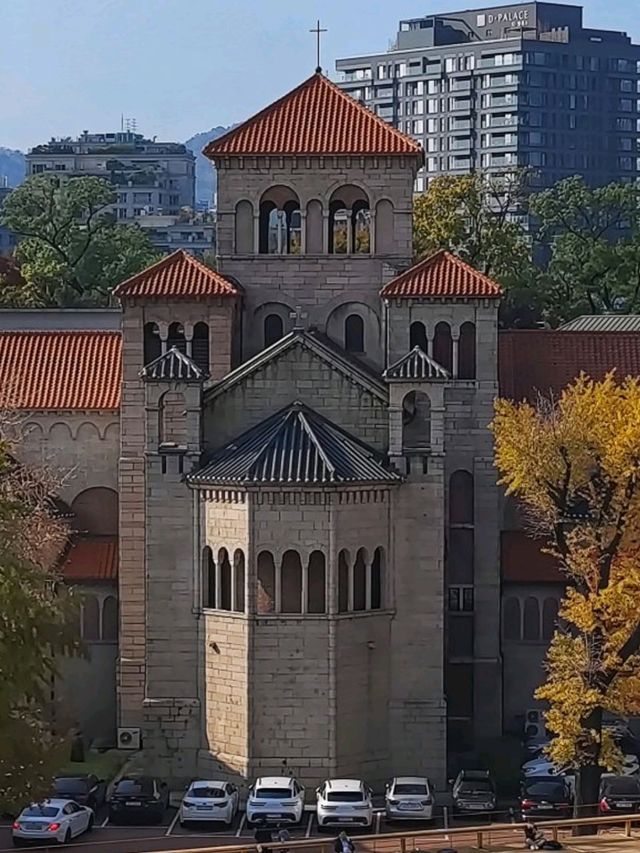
[530,176,640,324]
[413,170,533,280]
[0,174,160,307]
[0,436,82,812]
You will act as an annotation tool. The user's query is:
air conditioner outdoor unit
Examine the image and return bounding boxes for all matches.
[117,727,141,750]
[524,708,545,740]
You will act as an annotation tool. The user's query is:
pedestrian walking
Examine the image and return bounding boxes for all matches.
[334,830,356,853]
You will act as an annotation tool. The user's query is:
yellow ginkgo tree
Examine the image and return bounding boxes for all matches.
[491,373,640,817]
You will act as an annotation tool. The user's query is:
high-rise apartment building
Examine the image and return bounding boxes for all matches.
[25,132,208,254]
[336,2,640,190]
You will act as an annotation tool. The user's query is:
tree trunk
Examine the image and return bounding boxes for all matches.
[573,764,601,835]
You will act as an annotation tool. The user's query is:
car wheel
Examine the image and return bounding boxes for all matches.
[87,815,94,833]
[12,840,24,849]
[62,828,71,845]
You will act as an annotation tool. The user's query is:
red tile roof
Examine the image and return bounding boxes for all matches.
[114,250,240,300]
[203,73,423,158]
[0,330,121,410]
[61,536,118,582]
[499,330,640,401]
[501,530,564,583]
[380,250,503,299]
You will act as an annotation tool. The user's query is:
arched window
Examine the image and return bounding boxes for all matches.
[449,471,474,525]
[219,548,232,611]
[542,597,559,640]
[281,549,302,614]
[143,322,161,365]
[352,200,371,253]
[234,549,245,613]
[375,199,395,254]
[259,187,301,255]
[458,322,476,380]
[371,547,384,610]
[410,321,428,352]
[192,322,209,373]
[71,487,119,536]
[257,551,276,614]
[503,596,521,641]
[167,322,187,354]
[523,597,541,642]
[202,546,215,608]
[307,551,326,614]
[159,390,187,445]
[433,321,453,373]
[102,596,118,641]
[353,548,367,612]
[264,314,284,348]
[338,549,350,613]
[344,314,365,353]
[82,595,100,641]
[402,390,431,449]
[329,186,370,254]
[235,199,254,254]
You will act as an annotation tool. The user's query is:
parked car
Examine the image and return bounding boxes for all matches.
[246,776,305,826]
[108,776,169,824]
[53,775,107,809]
[12,799,93,846]
[520,776,572,819]
[451,770,496,815]
[522,757,564,778]
[385,776,434,822]
[599,775,640,815]
[316,778,373,828]
[180,780,239,826]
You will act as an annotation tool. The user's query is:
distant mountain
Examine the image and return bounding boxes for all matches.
[0,148,26,187]
[185,126,230,208]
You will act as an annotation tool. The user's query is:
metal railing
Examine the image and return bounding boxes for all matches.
[139,811,640,853]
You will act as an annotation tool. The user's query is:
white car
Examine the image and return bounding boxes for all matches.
[180,780,239,826]
[385,776,434,821]
[246,776,305,825]
[316,779,373,828]
[522,757,563,778]
[12,799,94,845]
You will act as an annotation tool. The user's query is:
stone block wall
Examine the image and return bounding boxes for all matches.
[204,345,388,453]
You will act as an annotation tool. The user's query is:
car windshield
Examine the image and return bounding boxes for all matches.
[23,806,60,818]
[327,791,364,802]
[255,788,291,799]
[115,779,153,797]
[525,782,566,797]
[603,778,640,795]
[394,784,428,795]
[191,787,226,798]
[54,778,87,794]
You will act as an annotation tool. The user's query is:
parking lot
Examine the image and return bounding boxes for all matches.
[0,805,495,853]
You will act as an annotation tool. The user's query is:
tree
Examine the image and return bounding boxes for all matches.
[0,174,160,307]
[0,419,82,813]
[413,170,533,280]
[530,176,640,324]
[491,374,640,821]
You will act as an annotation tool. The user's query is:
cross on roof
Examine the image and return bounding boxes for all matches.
[290,306,308,330]
[309,20,327,73]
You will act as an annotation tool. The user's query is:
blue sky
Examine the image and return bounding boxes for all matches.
[2,0,638,151]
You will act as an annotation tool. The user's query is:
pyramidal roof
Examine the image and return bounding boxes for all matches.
[381,250,503,300]
[113,250,240,300]
[384,346,449,381]
[140,347,207,382]
[189,401,400,487]
[203,73,423,158]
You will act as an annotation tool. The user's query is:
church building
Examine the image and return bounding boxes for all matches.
[3,72,640,785]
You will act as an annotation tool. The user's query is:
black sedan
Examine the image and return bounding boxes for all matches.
[599,775,640,815]
[108,776,169,824]
[53,774,107,809]
[520,777,572,819]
